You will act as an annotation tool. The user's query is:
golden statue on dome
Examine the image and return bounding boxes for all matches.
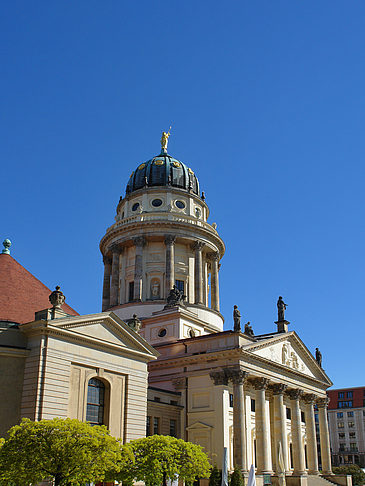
[160,127,171,151]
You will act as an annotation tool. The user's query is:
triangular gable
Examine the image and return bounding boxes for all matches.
[245,332,331,385]
[186,421,213,430]
[51,311,159,359]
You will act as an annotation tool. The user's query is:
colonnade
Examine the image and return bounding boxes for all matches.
[210,367,332,476]
[101,236,221,311]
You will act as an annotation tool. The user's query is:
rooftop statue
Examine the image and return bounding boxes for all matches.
[233,305,241,332]
[244,321,254,337]
[315,347,322,367]
[160,127,171,151]
[165,285,185,308]
[277,296,287,322]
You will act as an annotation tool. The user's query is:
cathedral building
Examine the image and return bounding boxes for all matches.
[0,134,350,486]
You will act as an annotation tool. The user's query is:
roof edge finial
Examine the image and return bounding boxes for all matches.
[2,239,11,255]
[160,126,172,154]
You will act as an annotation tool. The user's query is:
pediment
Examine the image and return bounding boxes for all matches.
[51,311,158,358]
[246,332,330,384]
[186,421,213,431]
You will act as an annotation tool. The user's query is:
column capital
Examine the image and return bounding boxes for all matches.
[172,377,186,390]
[133,236,146,247]
[252,377,270,390]
[109,243,121,254]
[103,255,112,265]
[287,388,304,401]
[316,396,330,409]
[192,240,205,252]
[303,393,317,405]
[210,370,229,386]
[227,367,249,385]
[271,383,288,395]
[164,234,176,245]
[207,251,220,261]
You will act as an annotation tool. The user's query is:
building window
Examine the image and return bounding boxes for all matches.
[154,397,161,402]
[348,421,355,428]
[315,413,319,423]
[153,417,160,435]
[86,378,105,426]
[337,412,343,418]
[347,411,354,417]
[286,407,291,420]
[338,401,353,408]
[170,400,178,406]
[339,443,346,451]
[251,399,255,412]
[338,422,344,429]
[338,392,344,399]
[128,281,134,301]
[170,419,177,437]
[158,328,167,337]
[175,279,184,293]
[229,394,234,408]
[301,411,305,423]
[347,391,353,399]
[339,433,345,439]
[349,432,356,438]
[146,416,151,436]
[350,443,358,451]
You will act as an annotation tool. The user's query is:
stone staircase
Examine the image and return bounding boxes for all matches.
[307,475,348,486]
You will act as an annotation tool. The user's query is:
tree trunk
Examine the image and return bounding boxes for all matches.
[54,473,62,486]
[163,471,167,486]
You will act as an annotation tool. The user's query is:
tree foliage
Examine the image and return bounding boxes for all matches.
[0,418,132,486]
[116,435,211,486]
[209,465,222,486]
[333,465,365,486]
[230,467,244,486]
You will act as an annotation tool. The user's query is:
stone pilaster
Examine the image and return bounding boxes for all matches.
[172,377,187,440]
[110,245,120,307]
[287,389,306,475]
[317,397,332,475]
[102,256,112,311]
[230,368,249,472]
[164,235,176,297]
[303,394,319,475]
[272,383,289,474]
[192,240,205,305]
[253,377,272,474]
[210,252,220,312]
[133,236,146,301]
[210,370,230,468]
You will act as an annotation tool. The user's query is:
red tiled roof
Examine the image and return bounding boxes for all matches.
[0,254,78,324]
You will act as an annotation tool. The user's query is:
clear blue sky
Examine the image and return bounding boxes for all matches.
[1,1,364,388]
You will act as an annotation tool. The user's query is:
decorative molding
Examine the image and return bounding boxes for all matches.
[192,240,205,252]
[172,377,186,390]
[228,368,249,385]
[210,369,229,386]
[133,236,146,247]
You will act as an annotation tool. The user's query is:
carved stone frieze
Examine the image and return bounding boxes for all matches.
[271,383,288,395]
[316,396,330,409]
[287,388,304,401]
[252,377,270,390]
[227,367,249,385]
[133,236,146,247]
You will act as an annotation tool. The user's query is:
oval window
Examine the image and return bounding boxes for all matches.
[158,328,167,337]
[152,199,163,207]
[132,202,140,211]
[175,200,185,209]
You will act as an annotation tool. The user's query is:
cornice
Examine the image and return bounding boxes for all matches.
[0,346,30,358]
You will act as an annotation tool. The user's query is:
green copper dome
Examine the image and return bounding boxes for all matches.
[126,150,200,196]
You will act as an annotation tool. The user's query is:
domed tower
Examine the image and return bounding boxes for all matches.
[100,134,225,343]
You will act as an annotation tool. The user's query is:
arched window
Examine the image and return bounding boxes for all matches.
[86,378,105,425]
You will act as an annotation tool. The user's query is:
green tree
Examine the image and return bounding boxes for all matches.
[230,467,244,486]
[209,465,222,486]
[333,465,365,486]
[116,435,211,486]
[0,418,132,486]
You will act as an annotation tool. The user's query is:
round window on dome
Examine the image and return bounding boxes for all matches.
[175,200,185,209]
[138,163,146,170]
[158,328,167,337]
[154,159,164,166]
[132,202,140,211]
[172,161,181,168]
[152,199,163,207]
